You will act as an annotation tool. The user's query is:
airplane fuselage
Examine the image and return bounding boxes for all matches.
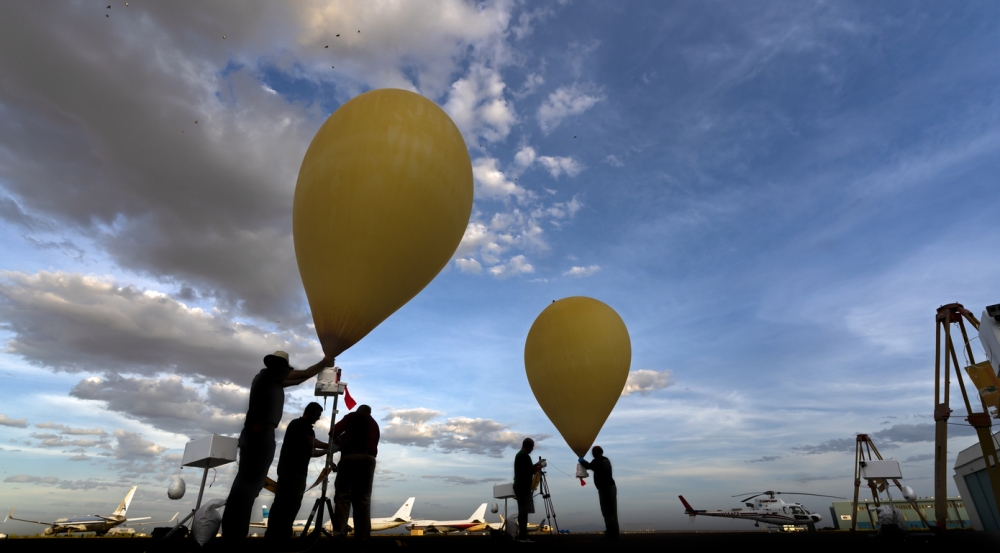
[43,515,125,535]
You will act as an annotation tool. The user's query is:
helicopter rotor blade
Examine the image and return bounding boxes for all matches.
[773,492,847,499]
[731,492,767,498]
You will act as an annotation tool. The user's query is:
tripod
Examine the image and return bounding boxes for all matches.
[536,465,560,534]
[300,376,343,542]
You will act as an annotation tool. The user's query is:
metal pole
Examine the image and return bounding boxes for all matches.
[196,466,210,512]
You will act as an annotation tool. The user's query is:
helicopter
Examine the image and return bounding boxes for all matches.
[679,491,844,532]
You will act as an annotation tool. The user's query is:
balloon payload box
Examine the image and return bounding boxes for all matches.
[576,463,589,479]
[181,434,238,468]
[315,367,346,397]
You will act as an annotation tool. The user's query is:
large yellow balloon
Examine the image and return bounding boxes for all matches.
[294,89,473,357]
[524,297,631,457]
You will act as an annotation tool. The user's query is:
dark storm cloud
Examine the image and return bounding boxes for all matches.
[0,3,316,324]
[794,423,978,455]
[793,437,870,455]
[70,374,246,437]
[873,423,975,443]
[0,271,320,380]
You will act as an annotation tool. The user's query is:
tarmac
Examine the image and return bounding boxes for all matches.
[2,531,1000,552]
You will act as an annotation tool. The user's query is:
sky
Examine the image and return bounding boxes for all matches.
[1,0,1000,534]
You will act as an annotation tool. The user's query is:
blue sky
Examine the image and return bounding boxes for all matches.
[1,1,999,533]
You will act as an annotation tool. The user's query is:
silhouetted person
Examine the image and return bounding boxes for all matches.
[222,351,333,540]
[513,437,541,541]
[265,402,328,544]
[331,404,380,541]
[579,446,618,539]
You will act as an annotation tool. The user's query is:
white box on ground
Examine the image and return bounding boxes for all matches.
[182,435,239,468]
[493,482,516,499]
[860,459,902,480]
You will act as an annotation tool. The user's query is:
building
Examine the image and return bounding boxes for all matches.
[953,432,1000,530]
[829,498,970,530]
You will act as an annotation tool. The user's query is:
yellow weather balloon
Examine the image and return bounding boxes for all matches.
[524,297,631,457]
[293,89,473,358]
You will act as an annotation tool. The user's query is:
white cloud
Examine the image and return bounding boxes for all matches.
[472,157,527,200]
[563,265,601,278]
[29,432,106,449]
[537,84,604,133]
[381,408,544,457]
[34,422,107,436]
[455,258,483,274]
[489,255,534,279]
[604,154,624,167]
[0,414,28,428]
[444,64,517,144]
[621,370,675,397]
[514,72,545,98]
[538,155,583,178]
[513,146,537,170]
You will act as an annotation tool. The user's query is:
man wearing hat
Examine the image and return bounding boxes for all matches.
[222,351,334,540]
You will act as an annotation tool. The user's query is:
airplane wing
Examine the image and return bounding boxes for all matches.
[123,513,178,527]
[7,508,57,526]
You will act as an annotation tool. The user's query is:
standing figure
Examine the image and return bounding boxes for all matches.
[265,402,329,544]
[579,446,618,539]
[331,404,380,541]
[221,351,333,540]
[513,437,541,542]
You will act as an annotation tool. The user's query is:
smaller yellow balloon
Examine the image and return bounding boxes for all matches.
[524,297,631,457]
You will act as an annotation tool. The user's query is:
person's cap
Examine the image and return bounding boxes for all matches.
[264,350,290,368]
[592,445,603,455]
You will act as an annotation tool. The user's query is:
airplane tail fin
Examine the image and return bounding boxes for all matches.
[392,497,415,521]
[262,504,269,522]
[113,486,138,517]
[470,503,488,522]
[679,495,703,522]
[678,495,695,513]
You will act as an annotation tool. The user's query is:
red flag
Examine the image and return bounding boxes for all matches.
[579,478,586,487]
[343,385,357,410]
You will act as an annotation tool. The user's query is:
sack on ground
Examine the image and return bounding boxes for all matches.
[192,498,226,546]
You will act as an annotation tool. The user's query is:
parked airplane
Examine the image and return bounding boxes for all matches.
[5,486,174,536]
[468,515,551,534]
[405,503,488,534]
[250,497,415,534]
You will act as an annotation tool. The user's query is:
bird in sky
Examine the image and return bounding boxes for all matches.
[325,45,329,48]
[222,35,226,39]
[106,14,109,17]
[194,120,198,124]
[106,5,111,8]
[336,34,340,37]
[331,66,335,69]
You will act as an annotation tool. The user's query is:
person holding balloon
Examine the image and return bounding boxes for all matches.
[331,404,380,542]
[524,297,631,542]
[221,351,334,540]
[579,446,619,540]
